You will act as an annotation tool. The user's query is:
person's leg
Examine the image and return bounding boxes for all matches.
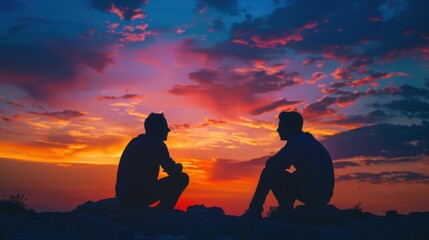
[248,167,292,212]
[270,171,297,214]
[156,172,189,209]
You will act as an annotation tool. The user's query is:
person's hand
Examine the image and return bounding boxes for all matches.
[176,163,183,173]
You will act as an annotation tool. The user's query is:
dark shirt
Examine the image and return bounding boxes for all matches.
[115,134,180,198]
[266,132,335,199]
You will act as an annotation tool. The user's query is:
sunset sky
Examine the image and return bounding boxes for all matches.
[1,0,428,215]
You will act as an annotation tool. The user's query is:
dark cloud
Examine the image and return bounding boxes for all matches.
[196,0,240,15]
[182,38,271,61]
[5,100,25,108]
[90,0,148,20]
[0,17,114,100]
[321,122,429,160]
[0,0,26,12]
[336,171,429,185]
[189,0,429,83]
[303,96,337,117]
[391,84,429,100]
[0,115,25,123]
[0,17,58,41]
[169,68,302,117]
[251,98,302,115]
[327,110,392,125]
[333,161,361,169]
[363,157,423,166]
[309,84,429,120]
[425,78,429,88]
[210,18,225,32]
[96,94,145,101]
[210,156,268,181]
[371,99,429,119]
[27,110,86,120]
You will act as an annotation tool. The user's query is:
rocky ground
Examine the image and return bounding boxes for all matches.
[1,198,428,240]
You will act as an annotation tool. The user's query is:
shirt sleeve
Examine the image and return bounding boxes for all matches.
[265,140,297,170]
[158,142,181,176]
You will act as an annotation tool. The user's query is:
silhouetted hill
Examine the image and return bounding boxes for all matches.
[1,198,428,240]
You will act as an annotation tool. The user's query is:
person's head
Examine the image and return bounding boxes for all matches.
[277,111,303,140]
[144,112,171,141]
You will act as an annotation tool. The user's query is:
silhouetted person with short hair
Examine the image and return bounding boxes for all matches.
[242,111,334,218]
[115,113,189,209]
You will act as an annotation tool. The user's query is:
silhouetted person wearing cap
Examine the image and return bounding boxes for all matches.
[115,113,189,209]
[242,111,334,218]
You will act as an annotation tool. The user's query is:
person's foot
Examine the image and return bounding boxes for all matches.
[268,206,294,221]
[240,209,262,219]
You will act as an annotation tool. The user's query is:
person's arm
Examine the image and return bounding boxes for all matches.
[265,140,296,170]
[158,142,183,176]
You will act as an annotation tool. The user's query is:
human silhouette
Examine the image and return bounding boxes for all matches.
[115,113,189,209]
[241,111,334,218]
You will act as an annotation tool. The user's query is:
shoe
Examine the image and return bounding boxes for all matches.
[268,206,293,221]
[240,209,262,219]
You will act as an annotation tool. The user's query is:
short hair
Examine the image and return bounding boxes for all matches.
[278,111,303,131]
[144,113,166,132]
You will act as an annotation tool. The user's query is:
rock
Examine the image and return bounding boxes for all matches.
[293,204,342,225]
[187,204,225,216]
[340,208,381,220]
[386,210,399,218]
[132,234,187,240]
[74,197,120,213]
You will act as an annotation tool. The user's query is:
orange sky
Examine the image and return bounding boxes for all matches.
[1,149,428,215]
[1,0,429,216]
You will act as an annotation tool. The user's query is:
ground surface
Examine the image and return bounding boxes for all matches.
[1,199,428,240]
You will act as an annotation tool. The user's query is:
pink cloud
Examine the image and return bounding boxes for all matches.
[232,39,249,45]
[136,24,148,31]
[109,4,125,20]
[96,94,145,101]
[297,21,318,31]
[306,71,328,84]
[131,9,146,20]
[331,67,354,80]
[120,31,152,42]
[351,72,408,88]
[170,118,227,130]
[251,32,303,48]
[169,68,302,117]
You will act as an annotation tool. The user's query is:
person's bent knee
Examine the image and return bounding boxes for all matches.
[175,172,189,189]
[181,172,190,187]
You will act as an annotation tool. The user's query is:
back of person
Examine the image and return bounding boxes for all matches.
[115,113,188,209]
[116,134,169,199]
[290,132,334,204]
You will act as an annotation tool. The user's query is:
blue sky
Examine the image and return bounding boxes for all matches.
[0,0,428,214]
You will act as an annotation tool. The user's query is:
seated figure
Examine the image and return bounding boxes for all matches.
[115,113,189,209]
[242,111,335,218]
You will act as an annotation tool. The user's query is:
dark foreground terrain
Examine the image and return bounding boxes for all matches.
[1,198,428,240]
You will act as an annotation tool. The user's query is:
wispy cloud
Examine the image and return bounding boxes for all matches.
[337,171,429,185]
[96,94,145,101]
[27,110,86,120]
